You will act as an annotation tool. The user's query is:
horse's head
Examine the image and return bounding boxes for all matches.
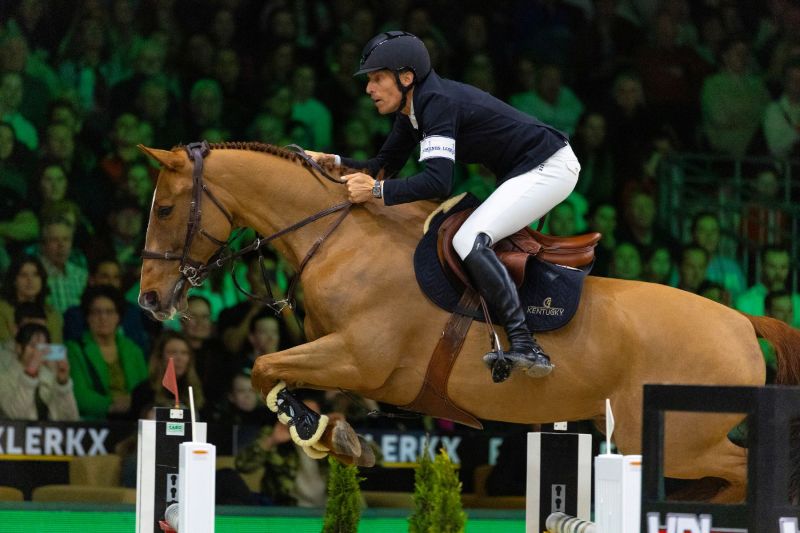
[137,143,234,320]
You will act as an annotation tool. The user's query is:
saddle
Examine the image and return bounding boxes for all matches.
[402,195,601,429]
[437,207,601,290]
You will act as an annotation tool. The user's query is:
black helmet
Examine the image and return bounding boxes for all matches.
[354,31,431,81]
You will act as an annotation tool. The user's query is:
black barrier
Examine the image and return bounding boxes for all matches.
[641,384,800,532]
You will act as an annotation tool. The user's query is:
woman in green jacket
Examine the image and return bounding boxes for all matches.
[67,285,148,420]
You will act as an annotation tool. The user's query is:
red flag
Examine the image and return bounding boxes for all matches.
[162,357,179,408]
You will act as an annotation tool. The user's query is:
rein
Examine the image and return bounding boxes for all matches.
[141,140,352,314]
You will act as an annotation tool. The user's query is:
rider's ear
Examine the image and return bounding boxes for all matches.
[137,145,186,171]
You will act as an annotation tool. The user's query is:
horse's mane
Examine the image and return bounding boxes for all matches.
[173,141,355,175]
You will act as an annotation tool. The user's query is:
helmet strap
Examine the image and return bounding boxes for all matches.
[394,70,414,114]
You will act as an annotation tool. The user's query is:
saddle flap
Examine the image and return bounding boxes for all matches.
[437,207,601,289]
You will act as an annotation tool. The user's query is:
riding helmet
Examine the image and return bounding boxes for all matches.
[354,31,431,81]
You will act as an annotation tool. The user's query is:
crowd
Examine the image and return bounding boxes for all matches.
[1,0,799,506]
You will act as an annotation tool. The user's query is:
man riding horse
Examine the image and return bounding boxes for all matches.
[308,31,582,380]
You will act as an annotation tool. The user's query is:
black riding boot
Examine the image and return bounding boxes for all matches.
[463,233,553,382]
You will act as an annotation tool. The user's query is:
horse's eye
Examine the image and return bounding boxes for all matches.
[157,206,174,218]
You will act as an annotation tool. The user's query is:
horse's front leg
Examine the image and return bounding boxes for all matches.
[250,333,360,392]
[250,334,372,465]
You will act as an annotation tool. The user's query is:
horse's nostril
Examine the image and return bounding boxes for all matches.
[139,291,160,310]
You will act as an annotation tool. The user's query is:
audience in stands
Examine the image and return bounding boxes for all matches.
[0,254,62,342]
[66,285,147,420]
[0,322,78,421]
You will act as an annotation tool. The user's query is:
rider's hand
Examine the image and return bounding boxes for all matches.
[305,150,336,165]
[342,172,380,204]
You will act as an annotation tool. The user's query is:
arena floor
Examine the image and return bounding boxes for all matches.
[0,503,525,532]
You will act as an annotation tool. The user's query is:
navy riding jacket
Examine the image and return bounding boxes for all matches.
[341,71,568,206]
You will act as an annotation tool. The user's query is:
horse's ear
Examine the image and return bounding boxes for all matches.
[137,145,185,170]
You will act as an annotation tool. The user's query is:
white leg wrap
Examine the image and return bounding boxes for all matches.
[265,381,286,413]
[301,445,329,460]
[289,414,328,448]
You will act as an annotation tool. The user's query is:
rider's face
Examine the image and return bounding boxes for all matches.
[365,70,413,115]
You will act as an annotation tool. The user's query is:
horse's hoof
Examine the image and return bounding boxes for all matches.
[353,436,376,467]
[331,419,362,458]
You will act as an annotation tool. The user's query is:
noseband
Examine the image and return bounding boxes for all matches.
[141,141,352,313]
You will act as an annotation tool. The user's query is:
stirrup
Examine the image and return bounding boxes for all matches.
[483,350,514,383]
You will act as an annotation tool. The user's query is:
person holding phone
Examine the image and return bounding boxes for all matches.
[0,323,79,421]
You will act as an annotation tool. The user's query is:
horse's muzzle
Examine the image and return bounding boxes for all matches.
[139,290,160,312]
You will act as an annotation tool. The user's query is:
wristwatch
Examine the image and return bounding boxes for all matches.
[372,179,382,199]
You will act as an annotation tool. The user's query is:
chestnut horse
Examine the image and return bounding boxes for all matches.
[137,142,800,501]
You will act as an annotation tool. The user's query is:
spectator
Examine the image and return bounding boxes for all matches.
[0,322,79,421]
[698,280,732,307]
[571,111,616,204]
[765,290,794,325]
[218,252,301,355]
[762,59,800,159]
[602,72,659,181]
[642,245,675,286]
[185,78,229,140]
[547,201,578,237]
[690,212,746,299]
[741,166,789,248]
[63,256,151,352]
[56,16,112,117]
[66,285,147,420]
[677,245,709,294]
[608,242,643,281]
[617,187,678,259]
[509,63,584,136]
[235,396,328,507]
[133,76,185,150]
[97,113,146,189]
[180,295,230,405]
[635,10,712,146]
[130,330,205,418]
[93,196,145,290]
[736,247,800,327]
[0,122,38,273]
[0,120,34,200]
[700,37,770,157]
[205,368,275,427]
[32,217,87,313]
[571,0,643,99]
[0,71,39,151]
[0,254,62,342]
[238,310,282,371]
[290,65,333,151]
[587,202,618,277]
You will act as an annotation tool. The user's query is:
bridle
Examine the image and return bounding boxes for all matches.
[141,140,352,314]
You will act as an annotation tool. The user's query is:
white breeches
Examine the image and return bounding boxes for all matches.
[452,144,581,259]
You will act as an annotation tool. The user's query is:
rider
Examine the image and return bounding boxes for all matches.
[307,31,581,380]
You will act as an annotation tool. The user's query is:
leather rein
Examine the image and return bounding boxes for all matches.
[141,140,352,314]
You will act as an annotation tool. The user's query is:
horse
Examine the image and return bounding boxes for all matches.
[137,141,800,502]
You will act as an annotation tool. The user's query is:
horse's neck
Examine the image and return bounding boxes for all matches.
[207,151,349,266]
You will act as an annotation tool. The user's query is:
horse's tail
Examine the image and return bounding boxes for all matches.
[745,314,800,385]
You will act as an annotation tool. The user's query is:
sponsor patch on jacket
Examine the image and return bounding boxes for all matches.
[419,135,456,162]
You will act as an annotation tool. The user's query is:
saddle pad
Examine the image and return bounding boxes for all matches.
[414,194,592,332]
